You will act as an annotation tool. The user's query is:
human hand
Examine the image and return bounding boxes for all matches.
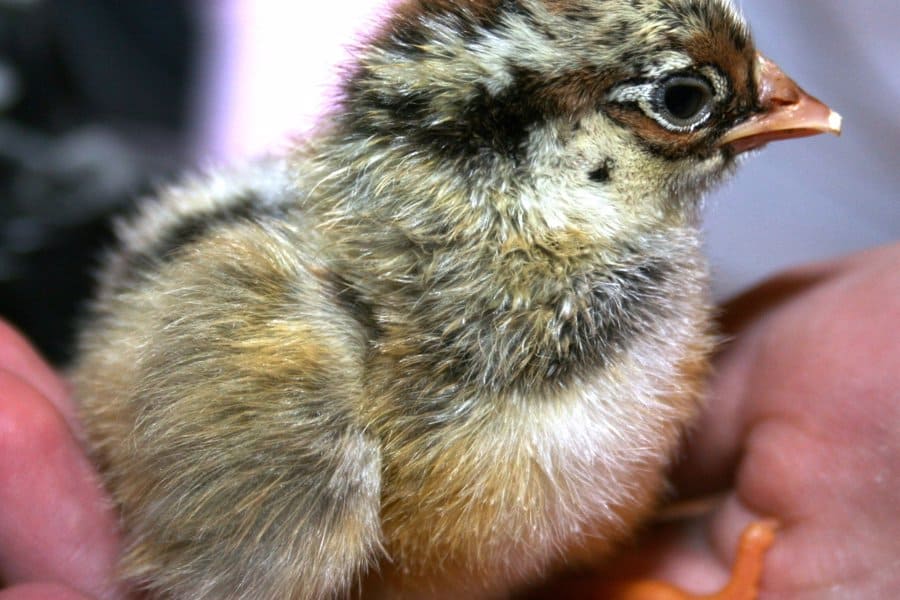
[0,321,124,600]
[531,242,900,598]
[2,245,897,600]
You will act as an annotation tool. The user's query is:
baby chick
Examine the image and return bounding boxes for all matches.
[72,1,840,598]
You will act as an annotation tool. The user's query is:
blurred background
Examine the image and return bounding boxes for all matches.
[1,0,897,365]
[0,0,196,363]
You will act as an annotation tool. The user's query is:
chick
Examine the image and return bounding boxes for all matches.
[72,1,840,598]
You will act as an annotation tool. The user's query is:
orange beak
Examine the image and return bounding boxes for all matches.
[720,54,842,154]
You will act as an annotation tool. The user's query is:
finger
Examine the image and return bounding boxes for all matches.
[671,243,900,499]
[0,370,123,600]
[0,583,94,600]
[0,320,76,434]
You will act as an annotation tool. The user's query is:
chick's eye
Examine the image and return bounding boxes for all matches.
[654,75,714,130]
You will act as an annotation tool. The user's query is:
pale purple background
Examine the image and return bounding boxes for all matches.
[191,1,899,299]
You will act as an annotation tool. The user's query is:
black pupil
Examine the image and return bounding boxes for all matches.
[664,82,709,120]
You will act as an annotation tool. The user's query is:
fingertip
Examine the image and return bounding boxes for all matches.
[0,371,66,477]
[0,320,75,431]
[0,371,121,599]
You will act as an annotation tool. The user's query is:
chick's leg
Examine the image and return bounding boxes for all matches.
[606,521,777,600]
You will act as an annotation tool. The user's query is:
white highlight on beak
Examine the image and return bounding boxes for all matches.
[828,110,843,134]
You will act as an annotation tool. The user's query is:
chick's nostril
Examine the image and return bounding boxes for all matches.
[768,93,799,108]
[756,56,802,108]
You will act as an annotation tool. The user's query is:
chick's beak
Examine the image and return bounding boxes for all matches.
[720,54,842,154]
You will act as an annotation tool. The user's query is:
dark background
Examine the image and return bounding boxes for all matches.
[0,0,197,364]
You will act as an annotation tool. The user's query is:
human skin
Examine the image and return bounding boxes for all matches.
[0,322,122,600]
[1,243,898,600]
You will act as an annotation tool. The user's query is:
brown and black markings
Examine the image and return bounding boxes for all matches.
[72,1,774,598]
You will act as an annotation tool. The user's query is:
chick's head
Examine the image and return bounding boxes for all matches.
[327,0,838,243]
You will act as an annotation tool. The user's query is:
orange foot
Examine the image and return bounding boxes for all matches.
[605,520,778,600]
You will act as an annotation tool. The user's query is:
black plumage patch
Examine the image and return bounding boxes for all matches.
[321,270,385,343]
[376,242,675,435]
[114,194,286,290]
[152,195,276,262]
[384,0,530,49]
[341,65,548,164]
[588,158,614,183]
[338,0,614,166]
[535,255,672,387]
